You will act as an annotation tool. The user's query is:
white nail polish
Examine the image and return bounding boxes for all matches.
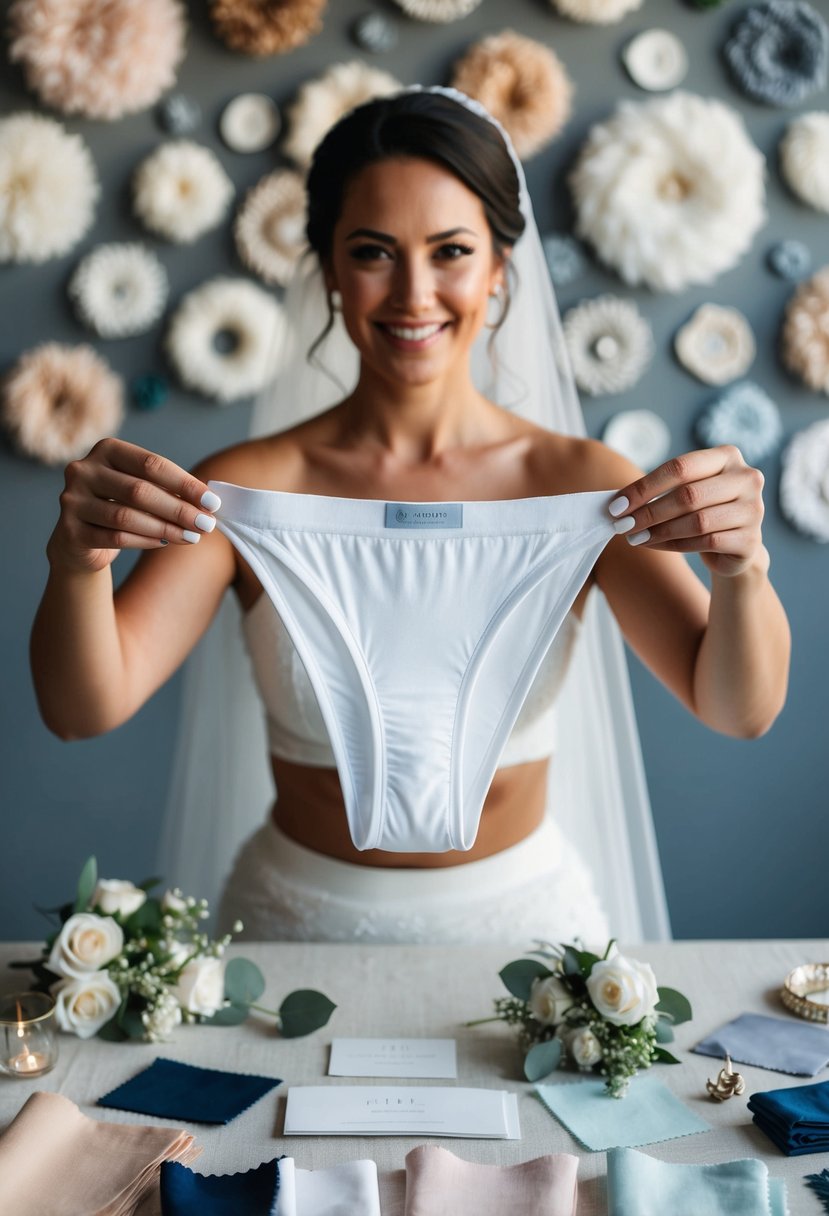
[613,516,636,534]
[627,529,651,546]
[608,495,630,518]
[194,512,216,533]
[200,489,222,512]
[182,530,201,544]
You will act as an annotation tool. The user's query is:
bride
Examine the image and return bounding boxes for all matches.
[30,89,790,946]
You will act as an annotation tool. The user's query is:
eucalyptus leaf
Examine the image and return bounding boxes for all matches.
[655,1019,675,1044]
[656,987,693,1026]
[523,1037,562,1082]
[121,1008,147,1040]
[498,959,552,1002]
[74,856,97,913]
[224,958,266,1006]
[138,875,163,892]
[97,1016,129,1042]
[204,1003,250,1026]
[123,899,163,936]
[279,989,337,1038]
[562,946,582,976]
[653,1046,681,1065]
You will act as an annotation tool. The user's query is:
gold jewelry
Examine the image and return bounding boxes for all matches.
[782,963,829,1023]
[485,283,507,329]
[706,1054,745,1101]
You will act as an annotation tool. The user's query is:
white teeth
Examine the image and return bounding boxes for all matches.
[384,323,443,341]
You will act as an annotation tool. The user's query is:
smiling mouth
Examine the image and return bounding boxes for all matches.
[375,321,450,348]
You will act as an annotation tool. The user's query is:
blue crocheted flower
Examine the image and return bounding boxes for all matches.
[696,381,783,464]
[131,374,169,411]
[157,94,201,136]
[724,1,828,106]
[543,234,586,287]
[767,239,812,280]
[351,13,398,53]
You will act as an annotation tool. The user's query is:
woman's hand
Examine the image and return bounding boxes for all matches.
[48,437,221,574]
[608,444,768,578]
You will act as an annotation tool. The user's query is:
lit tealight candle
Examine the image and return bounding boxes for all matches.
[11,1048,48,1074]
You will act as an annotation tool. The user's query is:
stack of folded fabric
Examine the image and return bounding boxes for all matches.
[606,1146,787,1216]
[748,1079,829,1155]
[403,1145,579,1216]
[0,1090,200,1216]
[160,1156,381,1215]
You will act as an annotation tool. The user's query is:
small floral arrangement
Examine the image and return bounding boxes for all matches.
[13,857,335,1043]
[469,941,691,1097]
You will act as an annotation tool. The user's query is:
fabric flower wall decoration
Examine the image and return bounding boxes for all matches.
[562,295,654,396]
[234,170,307,287]
[723,1,828,107]
[7,0,187,121]
[767,239,812,281]
[0,113,98,264]
[166,277,285,403]
[603,409,671,470]
[390,0,483,20]
[781,267,829,395]
[282,62,401,169]
[622,29,688,92]
[351,13,398,51]
[548,0,643,22]
[133,141,234,244]
[451,30,573,161]
[695,382,783,466]
[779,113,829,214]
[208,0,327,56]
[69,244,169,339]
[780,419,829,542]
[569,92,766,293]
[674,304,756,386]
[543,235,586,288]
[1,343,124,465]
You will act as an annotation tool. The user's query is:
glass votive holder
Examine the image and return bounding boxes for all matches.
[0,992,59,1078]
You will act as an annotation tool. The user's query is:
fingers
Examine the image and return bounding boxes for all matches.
[75,495,206,547]
[74,464,217,542]
[87,438,219,512]
[610,446,744,516]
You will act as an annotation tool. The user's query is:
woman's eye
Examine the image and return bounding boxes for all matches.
[350,244,391,261]
[436,243,474,259]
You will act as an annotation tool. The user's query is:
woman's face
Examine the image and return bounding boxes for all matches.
[326,156,507,390]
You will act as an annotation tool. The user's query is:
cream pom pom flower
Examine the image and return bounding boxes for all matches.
[779,113,829,214]
[209,0,326,56]
[166,277,285,402]
[69,243,169,338]
[569,92,766,293]
[234,170,306,287]
[674,304,755,386]
[451,30,573,160]
[8,0,186,121]
[133,141,234,244]
[780,419,829,542]
[1,343,124,465]
[283,61,401,169]
[549,0,643,23]
[0,113,98,264]
[390,0,482,20]
[781,267,829,395]
[563,295,654,396]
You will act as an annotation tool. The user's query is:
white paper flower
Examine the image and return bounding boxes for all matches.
[48,913,124,980]
[674,304,756,386]
[696,381,783,465]
[69,243,168,338]
[529,976,574,1026]
[568,1026,603,1068]
[780,419,829,542]
[92,879,147,918]
[586,955,658,1027]
[234,170,306,287]
[283,61,402,169]
[133,140,234,244]
[220,93,281,153]
[563,295,654,396]
[781,266,829,395]
[166,277,285,402]
[570,92,766,293]
[622,28,688,92]
[53,972,122,1039]
[174,956,225,1016]
[0,113,98,264]
[390,0,482,19]
[603,409,671,470]
[549,0,643,23]
[779,112,829,214]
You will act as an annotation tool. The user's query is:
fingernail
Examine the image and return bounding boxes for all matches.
[613,516,636,535]
[182,530,201,544]
[608,495,630,518]
[627,529,651,546]
[159,539,169,547]
[201,489,221,512]
[194,512,216,533]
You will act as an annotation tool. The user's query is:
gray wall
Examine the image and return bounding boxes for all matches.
[1,0,826,940]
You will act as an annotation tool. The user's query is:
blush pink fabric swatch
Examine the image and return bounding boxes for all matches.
[404,1145,579,1216]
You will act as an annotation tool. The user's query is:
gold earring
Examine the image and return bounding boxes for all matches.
[485,283,506,330]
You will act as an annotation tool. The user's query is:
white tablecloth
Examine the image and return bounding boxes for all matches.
[2,940,828,1214]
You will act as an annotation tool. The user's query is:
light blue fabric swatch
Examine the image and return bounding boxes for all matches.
[534,1076,710,1152]
[606,1147,787,1216]
[694,1013,829,1077]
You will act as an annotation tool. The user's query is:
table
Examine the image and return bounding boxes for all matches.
[2,940,828,1214]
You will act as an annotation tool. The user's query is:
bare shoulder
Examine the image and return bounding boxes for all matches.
[190,416,326,493]
[525,430,644,495]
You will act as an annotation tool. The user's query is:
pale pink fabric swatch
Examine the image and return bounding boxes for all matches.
[404,1145,579,1216]
[0,1090,200,1216]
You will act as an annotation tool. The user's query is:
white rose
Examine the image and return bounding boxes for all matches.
[529,976,574,1026]
[48,913,124,979]
[173,956,225,1017]
[92,879,147,918]
[568,1026,603,1069]
[586,955,659,1027]
[53,972,122,1039]
[161,888,187,914]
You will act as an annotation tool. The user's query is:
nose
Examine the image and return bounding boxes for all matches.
[390,254,436,314]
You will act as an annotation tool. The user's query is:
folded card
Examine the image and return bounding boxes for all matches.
[284,1086,520,1139]
[328,1038,457,1079]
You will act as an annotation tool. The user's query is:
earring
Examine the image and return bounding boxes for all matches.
[329,290,342,313]
[485,283,506,330]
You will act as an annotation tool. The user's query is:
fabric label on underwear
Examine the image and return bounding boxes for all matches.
[384,503,463,529]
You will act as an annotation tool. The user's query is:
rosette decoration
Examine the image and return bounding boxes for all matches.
[781,267,829,395]
[695,382,783,466]
[451,30,573,161]
[767,239,812,281]
[283,61,401,169]
[548,0,643,22]
[234,170,306,287]
[1,343,124,466]
[674,304,755,386]
[208,0,327,55]
[133,141,234,244]
[69,244,169,339]
[779,113,829,213]
[723,1,828,107]
[390,0,482,20]
[621,28,688,92]
[562,295,654,396]
[0,113,98,264]
[166,277,285,402]
[7,0,186,120]
[780,420,829,542]
[569,92,766,293]
[603,410,671,470]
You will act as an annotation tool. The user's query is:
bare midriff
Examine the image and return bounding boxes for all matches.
[270,755,549,867]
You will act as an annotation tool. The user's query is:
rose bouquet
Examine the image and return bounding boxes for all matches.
[469,941,691,1097]
[13,857,335,1042]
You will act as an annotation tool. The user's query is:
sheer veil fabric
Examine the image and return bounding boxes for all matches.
[159,86,671,942]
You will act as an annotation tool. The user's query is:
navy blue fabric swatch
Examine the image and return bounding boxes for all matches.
[160,1158,280,1215]
[98,1057,281,1125]
[748,1080,829,1156]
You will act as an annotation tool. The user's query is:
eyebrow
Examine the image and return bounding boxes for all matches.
[344,226,478,243]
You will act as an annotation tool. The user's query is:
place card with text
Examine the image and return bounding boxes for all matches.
[284,1086,520,1138]
[328,1038,457,1079]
